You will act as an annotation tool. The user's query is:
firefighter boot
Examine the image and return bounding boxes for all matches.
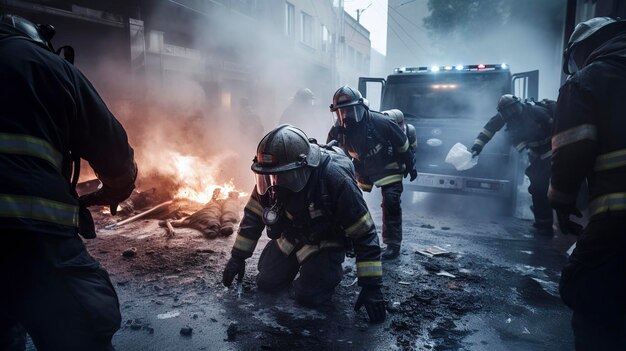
[381,245,400,260]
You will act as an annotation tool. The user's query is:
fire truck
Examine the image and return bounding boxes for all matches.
[359,64,538,214]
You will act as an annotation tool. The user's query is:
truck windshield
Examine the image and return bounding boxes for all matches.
[383,72,509,119]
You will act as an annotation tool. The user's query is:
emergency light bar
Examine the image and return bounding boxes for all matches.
[394,63,509,74]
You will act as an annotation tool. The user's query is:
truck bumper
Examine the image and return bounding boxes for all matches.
[405,172,512,198]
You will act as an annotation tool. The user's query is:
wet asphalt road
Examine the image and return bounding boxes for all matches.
[99,190,576,351]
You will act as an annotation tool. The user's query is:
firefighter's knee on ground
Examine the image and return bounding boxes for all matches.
[293,285,332,308]
[256,272,289,293]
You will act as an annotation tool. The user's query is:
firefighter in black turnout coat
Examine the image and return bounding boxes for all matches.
[550,17,626,350]
[471,94,556,235]
[0,14,137,351]
[327,86,416,260]
[223,125,386,323]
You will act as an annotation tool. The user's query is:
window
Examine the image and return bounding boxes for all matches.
[284,2,295,37]
[321,24,329,51]
[300,11,313,46]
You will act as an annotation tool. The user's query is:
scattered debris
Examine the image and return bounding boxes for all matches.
[226,322,238,341]
[387,301,401,312]
[506,318,512,324]
[447,282,463,290]
[165,190,242,239]
[180,326,193,336]
[416,246,450,257]
[441,227,451,230]
[420,224,435,229]
[341,277,358,287]
[156,310,181,319]
[122,247,137,258]
[435,271,456,278]
[398,281,411,285]
[163,219,176,237]
[219,192,241,236]
[522,327,531,334]
[107,201,175,229]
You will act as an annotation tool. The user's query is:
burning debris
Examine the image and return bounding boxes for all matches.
[160,189,242,239]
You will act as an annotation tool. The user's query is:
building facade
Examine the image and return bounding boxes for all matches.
[1,0,371,122]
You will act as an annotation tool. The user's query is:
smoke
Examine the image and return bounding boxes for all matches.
[77,3,344,194]
[422,0,567,100]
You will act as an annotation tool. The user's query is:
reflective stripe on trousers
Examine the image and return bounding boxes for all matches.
[594,149,626,171]
[588,193,626,217]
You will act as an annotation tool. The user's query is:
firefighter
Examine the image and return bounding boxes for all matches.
[327,86,416,260]
[383,108,418,158]
[280,88,328,141]
[470,94,556,235]
[222,125,386,323]
[280,88,315,124]
[0,14,137,350]
[551,17,626,350]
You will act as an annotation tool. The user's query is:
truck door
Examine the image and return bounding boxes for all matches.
[511,70,539,101]
[358,77,386,111]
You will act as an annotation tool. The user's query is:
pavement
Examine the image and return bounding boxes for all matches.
[71,190,577,351]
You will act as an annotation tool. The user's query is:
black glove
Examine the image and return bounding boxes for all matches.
[354,286,386,323]
[554,204,583,235]
[409,168,418,182]
[470,144,483,157]
[79,184,134,215]
[222,256,246,287]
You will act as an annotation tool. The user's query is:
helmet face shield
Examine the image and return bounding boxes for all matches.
[255,167,312,195]
[334,105,365,128]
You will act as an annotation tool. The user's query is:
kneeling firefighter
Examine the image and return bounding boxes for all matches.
[223,125,386,323]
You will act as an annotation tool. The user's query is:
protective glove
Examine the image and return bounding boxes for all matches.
[222,256,246,287]
[354,286,386,323]
[554,204,583,235]
[79,184,134,215]
[470,143,483,157]
[409,168,418,182]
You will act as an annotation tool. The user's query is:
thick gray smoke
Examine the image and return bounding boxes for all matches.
[81,3,342,193]
[421,0,567,100]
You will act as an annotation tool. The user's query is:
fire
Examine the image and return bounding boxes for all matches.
[168,151,243,203]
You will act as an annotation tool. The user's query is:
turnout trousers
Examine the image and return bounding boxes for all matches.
[0,232,121,351]
[559,217,626,351]
[256,240,345,307]
[381,181,403,248]
[525,155,553,228]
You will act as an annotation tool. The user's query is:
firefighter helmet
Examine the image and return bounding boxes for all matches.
[382,109,407,133]
[294,88,315,104]
[563,17,626,74]
[497,94,523,121]
[252,125,321,194]
[329,85,369,127]
[0,14,55,51]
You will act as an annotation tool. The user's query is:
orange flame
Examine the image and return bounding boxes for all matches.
[168,151,245,203]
